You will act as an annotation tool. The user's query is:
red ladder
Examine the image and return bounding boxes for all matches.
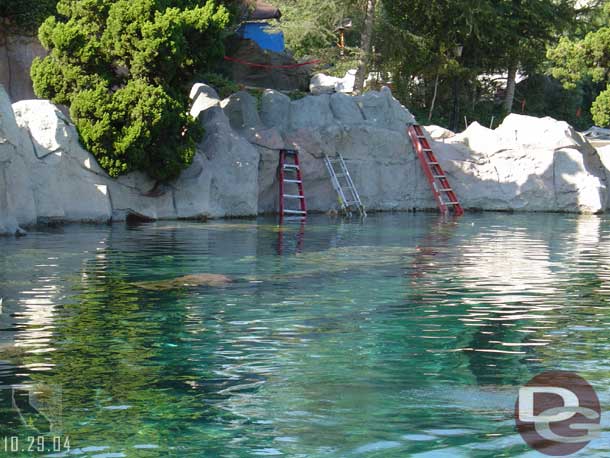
[407,124,464,216]
[279,149,307,220]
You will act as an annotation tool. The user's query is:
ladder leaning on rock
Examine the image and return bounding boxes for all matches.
[323,153,367,217]
[278,149,307,221]
[407,124,464,216]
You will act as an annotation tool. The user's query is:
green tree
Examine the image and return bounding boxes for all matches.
[31,0,230,181]
[378,0,577,128]
[548,2,610,126]
[0,0,58,33]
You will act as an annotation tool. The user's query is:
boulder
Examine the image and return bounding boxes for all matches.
[189,83,220,118]
[310,73,341,95]
[330,93,364,124]
[260,89,291,131]
[309,69,358,95]
[3,78,608,230]
[424,125,455,141]
[432,116,608,213]
[220,91,262,131]
[176,105,260,218]
[336,69,357,93]
[0,34,46,102]
[12,100,112,223]
[356,87,415,132]
[0,85,35,234]
[289,94,336,130]
[223,37,311,91]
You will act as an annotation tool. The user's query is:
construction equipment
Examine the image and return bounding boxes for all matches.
[407,124,464,216]
[323,153,366,217]
[278,149,307,220]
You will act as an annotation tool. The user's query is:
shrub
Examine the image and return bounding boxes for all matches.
[197,72,240,99]
[31,0,230,181]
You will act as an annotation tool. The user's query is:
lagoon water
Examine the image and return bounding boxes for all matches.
[0,213,609,457]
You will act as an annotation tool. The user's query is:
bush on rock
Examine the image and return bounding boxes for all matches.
[31,0,230,181]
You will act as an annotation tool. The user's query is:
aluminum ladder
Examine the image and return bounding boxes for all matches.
[407,124,464,216]
[323,153,367,217]
[279,149,307,221]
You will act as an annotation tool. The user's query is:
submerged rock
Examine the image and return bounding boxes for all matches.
[134,274,233,291]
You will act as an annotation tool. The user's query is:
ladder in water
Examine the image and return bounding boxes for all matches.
[279,149,307,220]
[407,124,464,216]
[323,153,367,217]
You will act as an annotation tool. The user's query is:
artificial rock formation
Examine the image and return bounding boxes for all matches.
[1,81,609,235]
[0,33,46,102]
[427,117,608,213]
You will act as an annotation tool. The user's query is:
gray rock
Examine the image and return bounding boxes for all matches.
[355,87,415,132]
[260,90,290,131]
[330,93,364,123]
[0,34,46,102]
[2,80,608,231]
[177,106,259,218]
[221,91,262,131]
[289,94,335,130]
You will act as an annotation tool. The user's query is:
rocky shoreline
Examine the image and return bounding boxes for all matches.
[1,83,609,236]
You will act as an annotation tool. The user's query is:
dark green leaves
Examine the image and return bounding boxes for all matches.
[31,0,230,181]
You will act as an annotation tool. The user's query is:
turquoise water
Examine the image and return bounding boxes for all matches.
[0,213,608,457]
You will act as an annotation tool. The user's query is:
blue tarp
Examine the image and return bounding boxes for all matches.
[237,22,285,53]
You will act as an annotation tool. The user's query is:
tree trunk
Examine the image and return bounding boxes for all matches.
[503,63,518,114]
[353,0,376,95]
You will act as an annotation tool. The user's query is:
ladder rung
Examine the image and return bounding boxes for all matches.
[284,210,307,215]
[283,179,302,184]
[283,150,298,155]
[284,194,305,199]
[433,175,445,178]
[428,161,439,165]
[439,188,453,192]
[283,164,300,169]
[445,202,460,205]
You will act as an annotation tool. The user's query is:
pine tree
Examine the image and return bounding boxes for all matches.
[31,0,230,181]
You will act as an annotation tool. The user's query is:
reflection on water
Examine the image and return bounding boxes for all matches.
[0,213,609,457]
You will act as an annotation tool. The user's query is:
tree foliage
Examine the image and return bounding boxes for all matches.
[377,0,576,128]
[31,0,230,181]
[549,3,610,126]
[0,0,58,33]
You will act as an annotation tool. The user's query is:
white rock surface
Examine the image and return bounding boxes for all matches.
[12,100,112,223]
[309,70,358,95]
[2,80,609,235]
[433,117,608,213]
[424,125,455,141]
[0,85,35,235]
[309,73,341,95]
[189,83,220,118]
